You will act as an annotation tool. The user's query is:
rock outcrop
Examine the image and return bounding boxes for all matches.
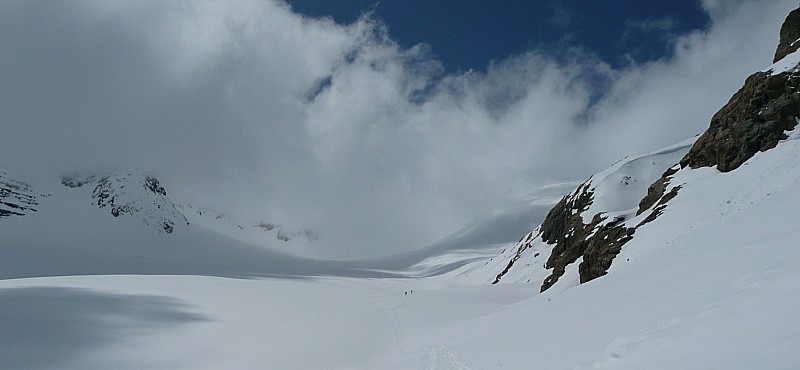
[536,181,636,291]
[774,7,800,63]
[679,70,800,172]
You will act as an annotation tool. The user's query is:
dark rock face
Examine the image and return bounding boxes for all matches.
[680,70,800,172]
[636,166,679,216]
[492,184,596,289]
[578,218,634,284]
[634,166,683,227]
[638,184,681,227]
[774,7,800,63]
[144,177,166,196]
[0,172,38,218]
[538,189,637,291]
[538,182,598,291]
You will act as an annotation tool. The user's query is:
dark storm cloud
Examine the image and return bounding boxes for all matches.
[0,0,796,258]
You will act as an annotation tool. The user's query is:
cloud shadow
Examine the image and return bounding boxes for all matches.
[0,287,207,369]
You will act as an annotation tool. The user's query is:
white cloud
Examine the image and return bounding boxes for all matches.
[0,0,797,258]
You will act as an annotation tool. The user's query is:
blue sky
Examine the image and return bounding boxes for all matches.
[286,0,710,72]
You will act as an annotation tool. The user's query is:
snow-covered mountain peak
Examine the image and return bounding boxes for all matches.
[65,169,188,234]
